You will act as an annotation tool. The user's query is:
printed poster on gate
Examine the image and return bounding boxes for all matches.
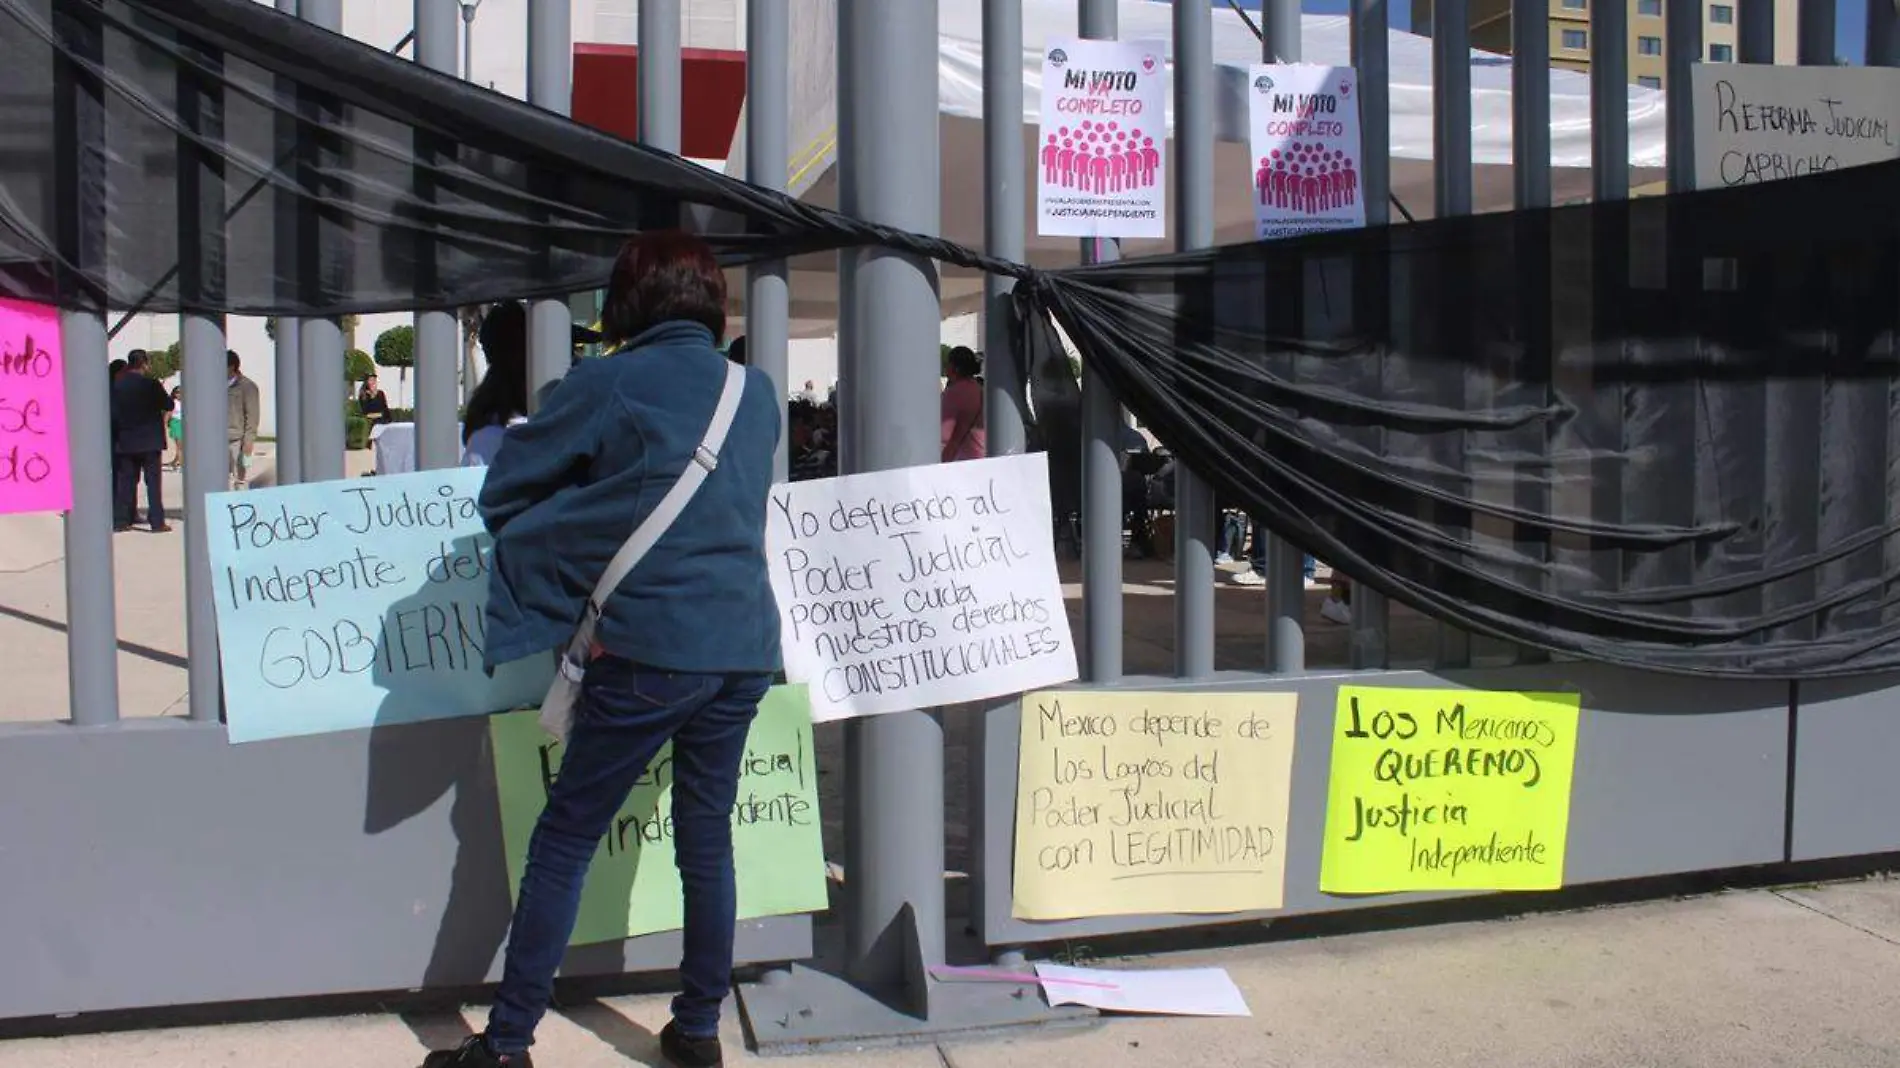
[1247,65,1365,240]
[1037,37,1168,240]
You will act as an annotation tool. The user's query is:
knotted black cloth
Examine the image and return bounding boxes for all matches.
[6,0,1899,676]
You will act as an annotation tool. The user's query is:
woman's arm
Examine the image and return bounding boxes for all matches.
[478,365,609,535]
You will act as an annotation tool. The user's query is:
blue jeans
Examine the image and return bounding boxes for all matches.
[1246,520,1317,580]
[485,656,771,1054]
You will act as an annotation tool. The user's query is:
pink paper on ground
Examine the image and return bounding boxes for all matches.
[0,298,72,515]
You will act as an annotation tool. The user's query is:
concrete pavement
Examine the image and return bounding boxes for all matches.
[4,877,1899,1066]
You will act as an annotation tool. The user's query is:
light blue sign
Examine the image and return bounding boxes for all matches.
[206,467,551,743]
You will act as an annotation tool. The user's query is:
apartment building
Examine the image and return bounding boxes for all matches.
[1412,0,1798,87]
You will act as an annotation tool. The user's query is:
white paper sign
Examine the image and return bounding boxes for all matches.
[1037,37,1168,240]
[766,453,1077,722]
[1248,64,1366,240]
[1691,64,1900,189]
[1035,964,1253,1018]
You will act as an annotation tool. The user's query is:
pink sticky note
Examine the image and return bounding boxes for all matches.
[0,298,72,515]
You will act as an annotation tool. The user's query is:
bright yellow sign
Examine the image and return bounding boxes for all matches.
[1013,690,1299,920]
[1319,686,1581,894]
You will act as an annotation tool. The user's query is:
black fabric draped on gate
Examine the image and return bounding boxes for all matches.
[6,0,1900,677]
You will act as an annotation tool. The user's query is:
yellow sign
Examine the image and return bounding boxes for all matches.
[1319,686,1581,894]
[1013,690,1299,920]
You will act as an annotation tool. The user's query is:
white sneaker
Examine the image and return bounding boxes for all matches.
[1320,597,1351,624]
[1230,568,1266,587]
[1215,552,1234,565]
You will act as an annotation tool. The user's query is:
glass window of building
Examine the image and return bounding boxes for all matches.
[1710,4,1734,22]
[1638,75,1662,89]
[1636,0,1662,14]
[1562,0,1586,9]
[1638,35,1663,55]
[1709,42,1734,61]
[1562,28,1588,49]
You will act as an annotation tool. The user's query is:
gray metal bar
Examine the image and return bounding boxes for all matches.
[1591,0,1629,201]
[272,0,301,486]
[59,315,119,724]
[837,0,946,995]
[298,0,345,483]
[1738,0,1776,62]
[748,0,791,482]
[178,31,227,725]
[982,0,1028,459]
[1262,0,1302,62]
[1261,0,1305,674]
[1433,0,1473,670]
[526,0,572,402]
[1665,0,1701,194]
[414,0,462,470]
[1172,0,1216,679]
[639,0,682,153]
[1512,0,1550,210]
[1511,0,1552,666]
[181,318,226,722]
[1079,0,1123,684]
[1348,0,1391,668]
[52,2,119,726]
[1872,0,1900,64]
[1798,0,1835,65]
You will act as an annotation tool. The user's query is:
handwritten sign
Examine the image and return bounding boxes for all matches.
[767,452,1076,722]
[1248,64,1365,240]
[1319,686,1581,894]
[0,298,71,515]
[1012,690,1299,920]
[1691,64,1900,189]
[490,685,829,945]
[205,467,549,742]
[1036,36,1169,239]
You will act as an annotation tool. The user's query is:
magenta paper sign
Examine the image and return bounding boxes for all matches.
[0,298,72,515]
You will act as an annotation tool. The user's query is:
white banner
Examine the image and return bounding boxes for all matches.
[1690,64,1900,189]
[1036,37,1168,240]
[1247,64,1365,240]
[767,453,1077,722]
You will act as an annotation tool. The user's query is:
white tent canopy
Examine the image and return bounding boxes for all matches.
[728,0,1668,338]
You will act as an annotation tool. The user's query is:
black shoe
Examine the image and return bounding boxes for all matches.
[660,1020,723,1068]
[420,1034,532,1068]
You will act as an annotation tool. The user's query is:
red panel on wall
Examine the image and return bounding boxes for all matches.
[570,43,747,160]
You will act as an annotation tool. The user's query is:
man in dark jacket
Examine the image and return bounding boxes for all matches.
[111,349,173,532]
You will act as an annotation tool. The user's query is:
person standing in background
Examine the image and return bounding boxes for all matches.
[227,350,260,490]
[164,386,184,471]
[110,350,172,533]
[357,375,392,427]
[940,345,986,463]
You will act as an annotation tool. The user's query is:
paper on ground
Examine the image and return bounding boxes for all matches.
[1034,963,1252,1017]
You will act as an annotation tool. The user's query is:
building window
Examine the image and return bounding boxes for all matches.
[1710,4,1734,22]
[1636,0,1662,14]
[1710,42,1735,61]
[1562,28,1589,50]
[1637,35,1663,55]
[1562,0,1586,8]
[1638,75,1663,89]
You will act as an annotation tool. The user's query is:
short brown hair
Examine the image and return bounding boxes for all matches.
[601,230,727,347]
